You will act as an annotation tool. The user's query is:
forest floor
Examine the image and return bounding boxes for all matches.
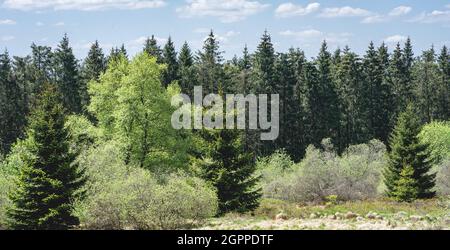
[199,198,450,230]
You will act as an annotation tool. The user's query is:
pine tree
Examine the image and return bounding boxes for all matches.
[384,104,436,201]
[0,50,26,155]
[200,126,261,215]
[161,37,179,87]
[178,41,196,97]
[143,35,162,62]
[53,34,82,114]
[7,83,86,229]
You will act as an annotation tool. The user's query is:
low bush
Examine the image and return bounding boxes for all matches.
[259,139,386,203]
[74,142,218,230]
[436,158,450,196]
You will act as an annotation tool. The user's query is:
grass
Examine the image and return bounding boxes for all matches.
[198,197,450,230]
[253,197,450,219]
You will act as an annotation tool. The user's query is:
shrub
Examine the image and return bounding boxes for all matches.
[74,142,218,229]
[419,121,450,164]
[436,158,450,196]
[260,139,386,203]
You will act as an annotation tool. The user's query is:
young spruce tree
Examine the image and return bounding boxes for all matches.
[7,83,86,230]
[200,122,261,215]
[384,104,436,202]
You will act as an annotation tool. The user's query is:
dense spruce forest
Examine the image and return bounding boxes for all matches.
[0,31,449,230]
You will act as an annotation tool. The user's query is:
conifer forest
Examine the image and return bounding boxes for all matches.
[0,1,449,231]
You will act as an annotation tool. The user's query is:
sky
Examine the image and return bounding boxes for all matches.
[0,0,449,60]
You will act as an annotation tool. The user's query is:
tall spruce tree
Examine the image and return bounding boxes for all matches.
[314,41,340,149]
[178,41,196,97]
[252,31,277,155]
[384,104,436,201]
[7,83,86,229]
[377,42,395,143]
[143,35,163,62]
[0,50,26,155]
[200,126,261,215]
[335,46,368,150]
[363,41,393,143]
[53,34,82,114]
[197,31,224,94]
[83,40,106,82]
[81,41,106,115]
[413,47,440,123]
[437,46,450,120]
[162,37,179,87]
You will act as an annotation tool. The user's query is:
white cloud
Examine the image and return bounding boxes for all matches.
[319,6,371,18]
[362,15,386,24]
[280,29,323,40]
[0,19,16,25]
[2,0,167,11]
[1,35,15,41]
[36,21,44,26]
[204,30,240,43]
[280,29,352,45]
[363,6,412,24]
[389,6,412,16]
[127,36,167,48]
[409,10,450,23]
[54,22,65,26]
[384,35,407,43]
[275,2,320,18]
[176,0,270,23]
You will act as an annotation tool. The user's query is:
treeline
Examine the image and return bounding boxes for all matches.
[1,31,449,162]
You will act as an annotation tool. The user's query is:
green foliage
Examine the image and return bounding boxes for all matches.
[260,139,386,203]
[393,165,419,202]
[74,142,217,229]
[7,84,86,229]
[89,53,192,174]
[384,105,436,201]
[419,121,450,164]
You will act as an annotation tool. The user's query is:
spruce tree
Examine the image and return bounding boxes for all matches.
[143,35,162,62]
[200,126,261,215]
[0,50,26,155]
[335,46,368,150]
[437,46,450,120]
[363,41,392,143]
[7,83,86,229]
[53,34,82,114]
[83,40,106,82]
[314,41,340,149]
[414,47,440,123]
[81,41,106,115]
[197,30,224,94]
[252,31,276,155]
[178,41,196,97]
[162,37,179,87]
[377,42,395,143]
[384,104,436,201]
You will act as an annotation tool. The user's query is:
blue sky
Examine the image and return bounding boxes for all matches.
[0,0,449,60]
